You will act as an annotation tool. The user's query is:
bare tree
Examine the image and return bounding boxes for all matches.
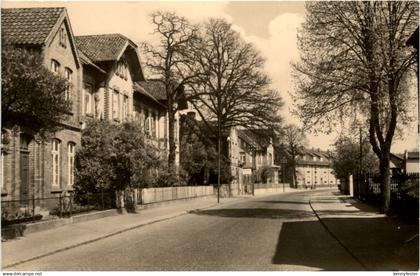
[293,1,418,213]
[278,124,307,188]
[141,11,199,173]
[184,18,283,202]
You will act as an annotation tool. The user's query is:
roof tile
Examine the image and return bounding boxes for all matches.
[1,7,64,45]
[75,34,131,62]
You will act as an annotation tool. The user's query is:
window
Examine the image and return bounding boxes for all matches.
[240,152,245,164]
[59,26,67,48]
[116,60,128,80]
[52,139,61,187]
[268,153,273,165]
[51,59,60,74]
[122,95,129,121]
[144,110,149,135]
[112,90,120,120]
[64,68,72,101]
[151,113,156,138]
[84,84,94,115]
[67,143,75,187]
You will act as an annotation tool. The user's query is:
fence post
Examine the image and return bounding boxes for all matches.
[32,194,35,222]
[349,174,354,197]
[87,192,90,212]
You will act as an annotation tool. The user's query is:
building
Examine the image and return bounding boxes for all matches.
[1,7,188,204]
[228,128,280,194]
[390,151,419,174]
[2,7,83,201]
[277,147,340,189]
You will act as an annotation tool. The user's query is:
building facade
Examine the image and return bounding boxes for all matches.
[279,147,340,189]
[1,7,186,204]
[228,128,279,194]
[2,8,83,201]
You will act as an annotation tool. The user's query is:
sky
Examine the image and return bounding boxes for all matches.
[3,0,418,153]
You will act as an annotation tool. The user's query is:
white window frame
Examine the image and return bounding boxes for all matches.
[84,84,93,116]
[64,68,72,101]
[59,26,67,48]
[67,143,75,187]
[52,139,61,187]
[51,59,60,74]
[122,94,129,121]
[112,89,120,120]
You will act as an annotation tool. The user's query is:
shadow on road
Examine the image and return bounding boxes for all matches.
[272,220,362,271]
[189,208,314,220]
[272,217,419,271]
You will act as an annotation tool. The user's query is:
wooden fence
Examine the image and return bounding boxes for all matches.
[138,186,214,204]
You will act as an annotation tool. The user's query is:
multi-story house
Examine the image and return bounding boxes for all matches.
[228,128,280,194]
[75,34,188,164]
[277,147,340,188]
[1,7,83,201]
[1,7,188,205]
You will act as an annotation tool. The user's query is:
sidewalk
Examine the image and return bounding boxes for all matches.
[310,190,419,271]
[2,196,244,269]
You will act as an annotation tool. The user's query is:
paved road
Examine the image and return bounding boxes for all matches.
[9,189,364,271]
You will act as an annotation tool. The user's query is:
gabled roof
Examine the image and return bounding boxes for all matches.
[75,33,135,62]
[136,80,188,109]
[136,80,167,101]
[75,33,145,81]
[133,82,166,109]
[78,49,106,74]
[237,129,272,150]
[2,7,64,45]
[2,7,81,68]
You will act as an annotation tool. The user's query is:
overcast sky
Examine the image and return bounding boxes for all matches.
[3,1,418,153]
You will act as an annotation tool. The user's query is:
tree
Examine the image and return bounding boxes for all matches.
[185,18,283,202]
[141,11,199,173]
[332,135,379,180]
[277,124,307,188]
[2,46,71,136]
[74,120,117,194]
[293,2,418,213]
[75,121,162,212]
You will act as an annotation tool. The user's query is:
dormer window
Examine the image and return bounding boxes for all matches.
[59,26,67,48]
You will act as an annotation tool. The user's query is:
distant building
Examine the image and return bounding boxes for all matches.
[390,151,419,174]
[276,147,340,189]
[228,128,279,194]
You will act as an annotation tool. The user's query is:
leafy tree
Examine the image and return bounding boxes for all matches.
[184,18,283,201]
[293,2,418,213]
[74,120,117,194]
[110,121,161,190]
[2,46,71,136]
[332,135,379,180]
[75,121,162,211]
[141,11,199,173]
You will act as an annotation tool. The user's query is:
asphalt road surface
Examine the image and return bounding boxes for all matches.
[10,189,364,271]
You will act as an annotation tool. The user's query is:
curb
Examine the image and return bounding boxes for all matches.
[308,199,369,270]
[3,198,243,269]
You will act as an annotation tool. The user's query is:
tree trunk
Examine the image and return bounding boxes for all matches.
[379,156,391,214]
[168,107,176,173]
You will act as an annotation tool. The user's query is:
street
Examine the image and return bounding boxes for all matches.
[8,189,366,271]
